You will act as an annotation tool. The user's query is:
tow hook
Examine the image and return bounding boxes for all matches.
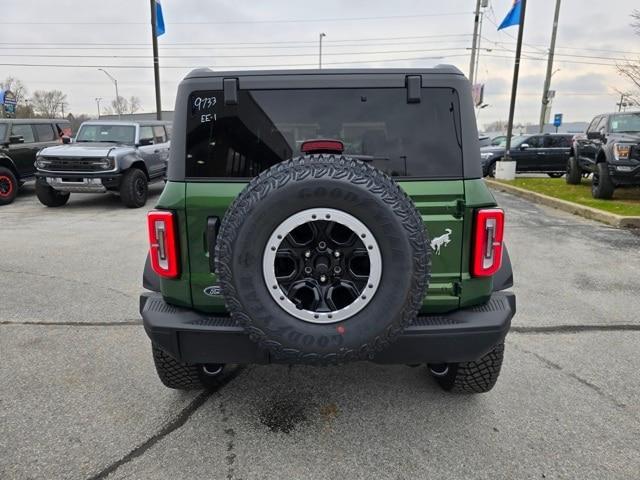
[428,363,450,377]
[202,364,224,376]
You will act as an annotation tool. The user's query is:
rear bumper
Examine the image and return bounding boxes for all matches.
[140,291,515,365]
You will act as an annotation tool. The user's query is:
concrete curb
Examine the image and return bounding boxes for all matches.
[486,179,640,229]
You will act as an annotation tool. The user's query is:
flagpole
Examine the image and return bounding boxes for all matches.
[150,0,162,120]
[497,0,527,180]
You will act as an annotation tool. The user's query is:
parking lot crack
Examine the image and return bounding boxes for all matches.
[0,319,141,326]
[513,344,628,410]
[511,324,640,334]
[85,367,245,480]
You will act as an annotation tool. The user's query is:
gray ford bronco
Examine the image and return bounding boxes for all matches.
[35,120,170,208]
[141,67,515,393]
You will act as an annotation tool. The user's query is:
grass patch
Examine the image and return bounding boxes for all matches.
[495,177,640,216]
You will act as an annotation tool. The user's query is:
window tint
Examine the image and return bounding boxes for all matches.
[587,116,601,133]
[140,126,154,142]
[595,116,608,132]
[11,124,35,143]
[34,123,56,142]
[185,88,463,179]
[546,135,572,148]
[525,136,544,148]
[153,125,167,143]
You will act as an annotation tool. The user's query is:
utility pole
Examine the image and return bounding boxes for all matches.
[474,9,485,79]
[498,0,528,180]
[150,0,162,120]
[95,97,102,119]
[98,68,120,119]
[319,33,326,69]
[468,0,482,85]
[538,0,562,133]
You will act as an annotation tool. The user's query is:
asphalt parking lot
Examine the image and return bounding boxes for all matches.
[1,182,639,480]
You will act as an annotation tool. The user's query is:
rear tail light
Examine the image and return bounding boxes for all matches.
[471,208,504,277]
[147,210,179,278]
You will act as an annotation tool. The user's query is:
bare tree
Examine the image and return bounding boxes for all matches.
[109,96,129,116]
[617,10,640,103]
[0,76,28,103]
[32,90,68,118]
[128,96,141,115]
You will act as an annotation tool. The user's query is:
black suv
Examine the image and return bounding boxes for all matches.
[0,118,71,205]
[480,133,573,177]
[567,112,640,198]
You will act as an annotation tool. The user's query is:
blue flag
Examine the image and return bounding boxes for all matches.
[498,0,522,30]
[155,1,165,36]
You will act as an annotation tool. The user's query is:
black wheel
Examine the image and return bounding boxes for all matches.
[591,162,615,199]
[430,343,505,393]
[215,155,430,364]
[566,156,582,184]
[120,168,148,208]
[487,161,497,178]
[0,167,18,206]
[35,179,70,207]
[547,172,564,178]
[152,344,224,390]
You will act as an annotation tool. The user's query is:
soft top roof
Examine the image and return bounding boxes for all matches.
[80,120,170,127]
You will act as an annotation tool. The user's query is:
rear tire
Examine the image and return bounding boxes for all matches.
[566,156,582,184]
[430,343,505,393]
[35,179,70,207]
[0,167,18,205]
[152,344,224,390]
[120,168,148,208]
[591,162,615,199]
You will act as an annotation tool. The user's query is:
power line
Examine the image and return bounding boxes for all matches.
[0,47,473,60]
[0,33,472,47]
[0,53,469,70]
[1,12,473,25]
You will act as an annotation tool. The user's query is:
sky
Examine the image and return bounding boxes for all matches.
[2,0,639,129]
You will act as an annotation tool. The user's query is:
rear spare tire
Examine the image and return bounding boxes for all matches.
[215,155,430,364]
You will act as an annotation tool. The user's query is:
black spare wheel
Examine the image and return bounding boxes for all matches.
[215,155,431,363]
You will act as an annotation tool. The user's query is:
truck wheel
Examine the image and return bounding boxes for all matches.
[120,168,148,208]
[565,156,582,184]
[430,343,505,393]
[152,344,224,390]
[215,155,430,364]
[591,162,614,199]
[0,167,18,206]
[35,179,70,207]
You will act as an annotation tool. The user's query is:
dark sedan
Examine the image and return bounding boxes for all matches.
[480,133,574,177]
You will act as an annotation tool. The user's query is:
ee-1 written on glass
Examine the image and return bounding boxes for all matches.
[192,95,217,123]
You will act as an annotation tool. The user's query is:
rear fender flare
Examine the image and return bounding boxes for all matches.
[493,245,513,292]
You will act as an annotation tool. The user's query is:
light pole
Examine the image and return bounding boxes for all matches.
[98,68,120,119]
[95,97,102,119]
[319,33,326,69]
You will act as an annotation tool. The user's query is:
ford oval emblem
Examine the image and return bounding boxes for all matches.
[203,284,222,297]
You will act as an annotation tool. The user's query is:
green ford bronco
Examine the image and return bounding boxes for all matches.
[141,67,515,393]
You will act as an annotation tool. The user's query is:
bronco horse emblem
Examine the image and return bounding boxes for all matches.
[430,228,452,255]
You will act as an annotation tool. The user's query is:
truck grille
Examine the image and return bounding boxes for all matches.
[40,157,111,172]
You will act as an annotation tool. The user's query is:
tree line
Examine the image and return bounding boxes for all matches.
[0,76,142,120]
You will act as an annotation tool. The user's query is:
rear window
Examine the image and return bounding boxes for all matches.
[185,88,463,179]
